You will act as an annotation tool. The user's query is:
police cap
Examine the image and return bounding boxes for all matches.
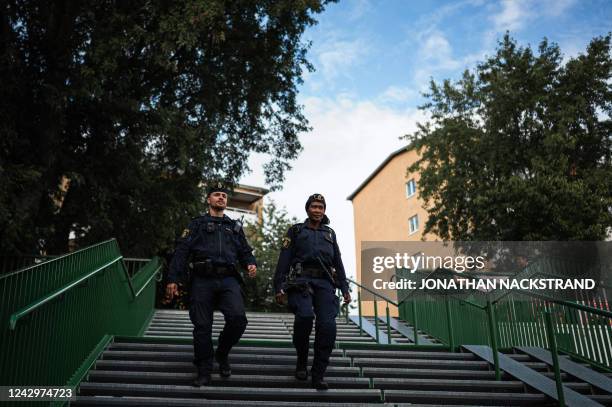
[207,182,229,196]
[305,193,326,211]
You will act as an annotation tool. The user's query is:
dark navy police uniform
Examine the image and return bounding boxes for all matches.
[168,213,256,376]
[273,218,349,384]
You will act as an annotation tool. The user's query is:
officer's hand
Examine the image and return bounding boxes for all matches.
[247,264,257,278]
[275,290,286,305]
[165,283,178,303]
[343,292,351,305]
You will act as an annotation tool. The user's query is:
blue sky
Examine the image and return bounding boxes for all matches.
[303,0,611,104]
[241,0,611,277]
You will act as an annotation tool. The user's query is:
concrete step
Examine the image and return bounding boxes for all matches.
[372,378,526,392]
[144,331,293,339]
[362,367,513,380]
[143,331,374,342]
[149,323,363,334]
[74,396,388,406]
[87,371,370,389]
[95,360,361,377]
[101,350,352,366]
[78,383,383,403]
[109,342,344,357]
[346,349,476,360]
[383,389,551,405]
[589,394,612,405]
[504,354,533,362]
[353,357,490,370]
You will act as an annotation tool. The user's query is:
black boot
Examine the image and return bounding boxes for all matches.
[192,373,211,387]
[311,376,329,390]
[215,350,231,377]
[294,355,308,381]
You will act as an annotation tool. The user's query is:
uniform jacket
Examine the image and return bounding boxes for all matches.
[167,213,256,284]
[273,220,349,295]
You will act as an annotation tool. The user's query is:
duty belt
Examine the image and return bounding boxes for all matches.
[190,261,235,278]
[298,267,326,278]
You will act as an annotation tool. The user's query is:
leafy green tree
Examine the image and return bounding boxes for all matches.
[243,200,297,311]
[1,0,333,255]
[407,33,612,241]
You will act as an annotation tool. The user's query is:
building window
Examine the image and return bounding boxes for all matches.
[409,215,419,234]
[406,179,416,198]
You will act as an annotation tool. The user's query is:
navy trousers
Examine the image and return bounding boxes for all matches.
[189,276,247,375]
[287,277,339,379]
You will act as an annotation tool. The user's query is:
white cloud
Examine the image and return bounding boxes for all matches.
[491,0,528,32]
[348,0,373,21]
[377,86,418,104]
[240,95,427,278]
[490,0,577,32]
[315,37,369,84]
[412,30,464,87]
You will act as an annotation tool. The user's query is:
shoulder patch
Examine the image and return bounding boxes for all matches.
[282,236,291,249]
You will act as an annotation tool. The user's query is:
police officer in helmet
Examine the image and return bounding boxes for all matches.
[273,193,351,390]
[165,183,257,387]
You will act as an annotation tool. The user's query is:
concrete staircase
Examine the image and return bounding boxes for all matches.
[363,316,440,345]
[146,310,376,343]
[69,310,604,406]
[503,348,612,406]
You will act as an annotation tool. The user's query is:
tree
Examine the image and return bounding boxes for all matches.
[243,199,297,311]
[0,0,333,255]
[407,33,612,241]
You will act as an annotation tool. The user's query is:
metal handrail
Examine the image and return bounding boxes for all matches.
[8,255,163,330]
[347,277,398,305]
[0,238,117,281]
[345,277,400,344]
[8,256,123,330]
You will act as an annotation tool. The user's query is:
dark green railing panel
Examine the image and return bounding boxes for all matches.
[393,263,611,369]
[0,255,55,275]
[0,239,161,388]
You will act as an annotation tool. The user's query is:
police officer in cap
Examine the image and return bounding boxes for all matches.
[273,193,351,390]
[166,183,257,387]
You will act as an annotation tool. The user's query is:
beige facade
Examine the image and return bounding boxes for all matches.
[223,184,269,225]
[348,146,433,315]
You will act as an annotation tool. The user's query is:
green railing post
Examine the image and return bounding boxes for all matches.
[544,310,566,407]
[374,300,380,343]
[486,299,501,381]
[344,296,349,324]
[357,289,363,336]
[412,299,419,345]
[386,301,392,344]
[444,296,455,351]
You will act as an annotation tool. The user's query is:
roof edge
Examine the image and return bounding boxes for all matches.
[346,145,412,201]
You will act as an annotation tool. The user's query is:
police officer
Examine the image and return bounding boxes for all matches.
[165,183,257,387]
[273,193,351,390]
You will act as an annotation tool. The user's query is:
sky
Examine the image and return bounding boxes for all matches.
[240,0,612,278]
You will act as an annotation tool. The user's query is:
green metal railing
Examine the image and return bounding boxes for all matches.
[0,239,161,388]
[0,255,55,275]
[341,278,401,345]
[395,267,612,371]
[341,263,610,406]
